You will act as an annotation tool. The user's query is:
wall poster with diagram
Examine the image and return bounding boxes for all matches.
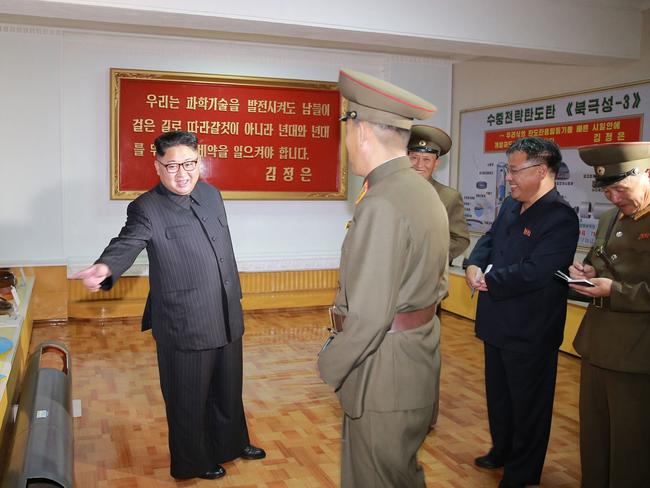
[458,80,649,248]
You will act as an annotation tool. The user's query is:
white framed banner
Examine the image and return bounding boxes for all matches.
[459,80,650,249]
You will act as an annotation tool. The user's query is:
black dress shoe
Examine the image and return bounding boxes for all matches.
[474,454,504,469]
[198,465,226,479]
[240,444,266,460]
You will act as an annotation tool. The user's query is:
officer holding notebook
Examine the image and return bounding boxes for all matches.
[465,137,579,488]
[569,142,650,487]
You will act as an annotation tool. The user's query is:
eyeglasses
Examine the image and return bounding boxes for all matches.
[506,163,542,175]
[156,159,198,174]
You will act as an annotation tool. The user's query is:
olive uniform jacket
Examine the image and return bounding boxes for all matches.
[573,207,650,373]
[96,182,244,350]
[431,179,470,261]
[318,157,449,419]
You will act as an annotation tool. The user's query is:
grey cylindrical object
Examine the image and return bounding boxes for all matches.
[578,201,591,219]
[592,202,614,219]
[1,341,74,488]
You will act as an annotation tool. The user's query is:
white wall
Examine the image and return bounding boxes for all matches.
[450,9,650,259]
[0,25,64,265]
[0,23,452,272]
[3,0,643,64]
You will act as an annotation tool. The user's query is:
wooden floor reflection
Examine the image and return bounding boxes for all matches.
[30,310,580,487]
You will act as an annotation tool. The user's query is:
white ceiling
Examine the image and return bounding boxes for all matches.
[0,0,647,65]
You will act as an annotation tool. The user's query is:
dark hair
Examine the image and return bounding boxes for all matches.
[506,137,562,174]
[154,131,198,157]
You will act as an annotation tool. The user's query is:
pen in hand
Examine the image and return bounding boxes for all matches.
[470,268,482,298]
[470,264,492,298]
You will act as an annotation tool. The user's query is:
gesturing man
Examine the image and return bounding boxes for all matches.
[73,131,264,481]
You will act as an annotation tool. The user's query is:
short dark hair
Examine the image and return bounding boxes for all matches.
[154,131,198,157]
[506,137,562,174]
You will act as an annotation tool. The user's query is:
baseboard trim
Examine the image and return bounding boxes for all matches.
[67,269,339,319]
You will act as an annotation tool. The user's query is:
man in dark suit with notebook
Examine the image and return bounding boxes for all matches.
[73,131,264,481]
[465,137,579,488]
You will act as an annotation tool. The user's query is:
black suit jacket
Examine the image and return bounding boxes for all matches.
[97,181,244,350]
[467,189,579,353]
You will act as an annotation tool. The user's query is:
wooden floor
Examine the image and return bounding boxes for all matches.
[28,310,581,487]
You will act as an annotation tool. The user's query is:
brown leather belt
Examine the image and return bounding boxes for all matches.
[329,303,437,333]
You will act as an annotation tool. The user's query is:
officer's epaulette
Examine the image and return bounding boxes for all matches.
[355,181,368,205]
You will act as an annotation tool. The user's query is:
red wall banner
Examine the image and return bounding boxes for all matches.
[110,69,346,200]
[484,115,643,152]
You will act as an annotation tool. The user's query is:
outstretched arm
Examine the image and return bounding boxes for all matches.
[71,264,112,292]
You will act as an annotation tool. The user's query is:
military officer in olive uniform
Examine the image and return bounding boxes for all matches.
[408,125,470,263]
[569,142,650,488]
[408,125,470,428]
[317,69,449,487]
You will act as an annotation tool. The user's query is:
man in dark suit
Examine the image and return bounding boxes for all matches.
[73,131,264,481]
[465,137,579,488]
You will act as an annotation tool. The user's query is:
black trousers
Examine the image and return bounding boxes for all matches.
[484,342,558,485]
[156,338,250,479]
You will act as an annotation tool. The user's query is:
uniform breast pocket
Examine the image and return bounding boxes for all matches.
[165,225,191,239]
[217,215,228,228]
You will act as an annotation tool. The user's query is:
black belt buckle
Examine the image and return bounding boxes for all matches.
[592,296,604,308]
